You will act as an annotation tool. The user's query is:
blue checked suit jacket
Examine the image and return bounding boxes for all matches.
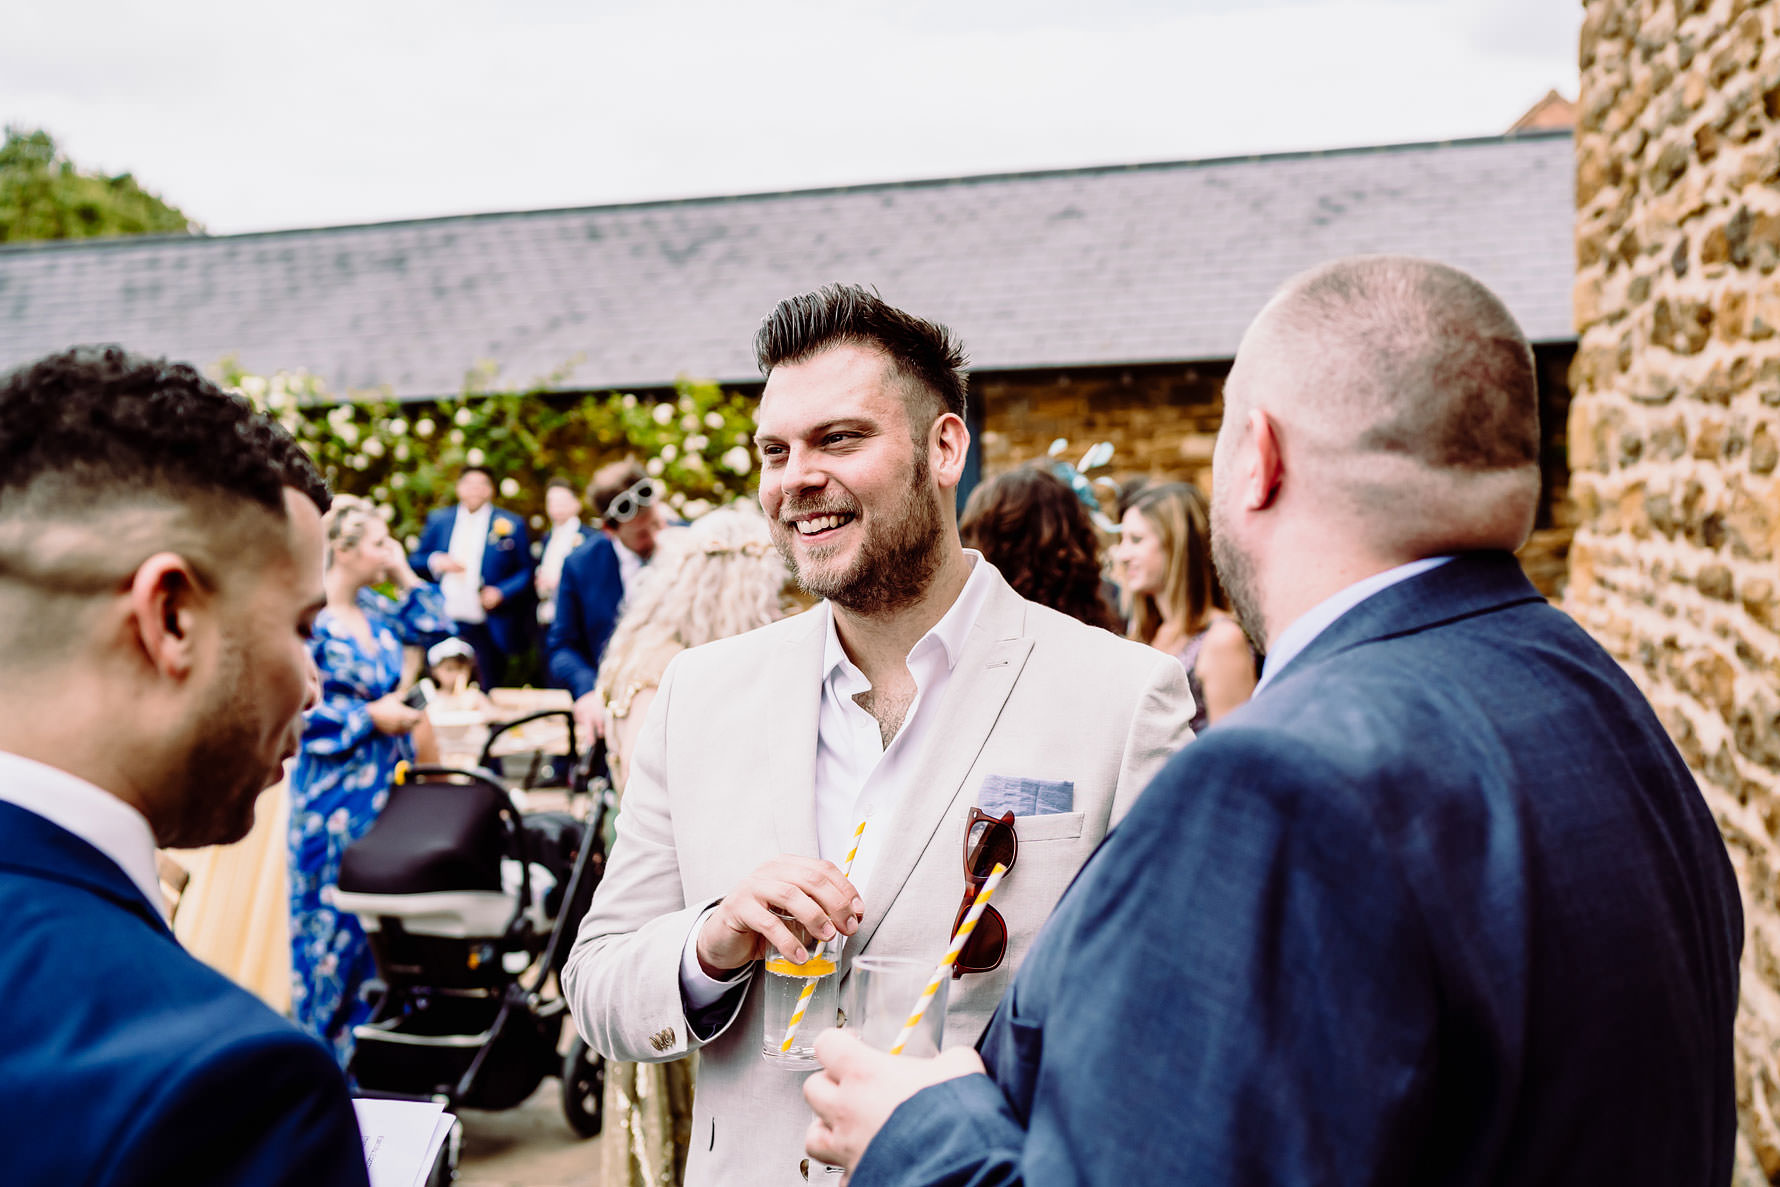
[856,551,1743,1187]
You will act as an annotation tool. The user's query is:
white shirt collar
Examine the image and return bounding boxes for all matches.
[820,549,993,688]
[1253,556,1453,695]
[610,534,645,592]
[0,749,164,917]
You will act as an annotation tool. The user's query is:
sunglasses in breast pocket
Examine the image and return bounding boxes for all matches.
[951,808,1018,979]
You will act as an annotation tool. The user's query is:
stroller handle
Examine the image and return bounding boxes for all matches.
[478,708,589,796]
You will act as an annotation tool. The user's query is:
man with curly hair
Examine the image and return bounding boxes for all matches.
[0,346,371,1185]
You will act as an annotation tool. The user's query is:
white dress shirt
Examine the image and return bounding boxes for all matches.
[0,749,163,917]
[1253,556,1453,696]
[536,521,584,625]
[611,535,645,596]
[679,552,997,1005]
[439,503,492,623]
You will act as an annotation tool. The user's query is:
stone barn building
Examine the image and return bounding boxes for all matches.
[0,129,1576,583]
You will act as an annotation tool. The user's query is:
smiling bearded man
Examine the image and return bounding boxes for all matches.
[562,283,1198,1187]
[770,444,943,617]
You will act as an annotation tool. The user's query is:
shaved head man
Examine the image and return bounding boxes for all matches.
[1210,255,1541,646]
[805,257,1742,1187]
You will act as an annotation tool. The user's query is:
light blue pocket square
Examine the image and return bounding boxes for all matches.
[979,775,1074,817]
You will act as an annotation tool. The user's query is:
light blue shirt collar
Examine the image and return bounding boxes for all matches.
[1253,556,1453,695]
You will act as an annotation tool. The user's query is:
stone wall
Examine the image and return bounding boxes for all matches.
[1571,0,1780,1179]
[977,354,1577,596]
[977,363,1230,490]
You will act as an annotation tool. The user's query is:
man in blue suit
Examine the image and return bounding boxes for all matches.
[411,464,534,688]
[804,257,1744,1185]
[0,347,369,1185]
[546,458,664,733]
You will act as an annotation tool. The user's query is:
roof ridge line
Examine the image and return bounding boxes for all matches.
[0,129,1572,256]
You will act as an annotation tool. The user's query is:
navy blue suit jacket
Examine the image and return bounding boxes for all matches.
[0,801,370,1186]
[546,532,625,699]
[411,504,534,652]
[859,552,1743,1186]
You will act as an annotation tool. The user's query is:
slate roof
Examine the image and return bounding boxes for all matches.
[0,131,1575,399]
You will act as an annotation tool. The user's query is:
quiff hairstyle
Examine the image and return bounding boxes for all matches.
[753,283,969,434]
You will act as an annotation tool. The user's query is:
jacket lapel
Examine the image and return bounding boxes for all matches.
[0,801,174,939]
[767,609,828,858]
[849,574,1033,959]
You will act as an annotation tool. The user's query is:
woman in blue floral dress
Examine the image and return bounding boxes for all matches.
[290,496,450,1066]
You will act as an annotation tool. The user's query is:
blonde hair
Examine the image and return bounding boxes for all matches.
[1126,482,1219,645]
[321,495,380,568]
[594,504,789,712]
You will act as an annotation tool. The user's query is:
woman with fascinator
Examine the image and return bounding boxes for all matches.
[959,465,1122,633]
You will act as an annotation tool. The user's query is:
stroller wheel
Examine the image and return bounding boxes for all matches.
[560,1035,605,1138]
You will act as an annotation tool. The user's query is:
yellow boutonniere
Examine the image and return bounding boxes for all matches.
[490,519,514,542]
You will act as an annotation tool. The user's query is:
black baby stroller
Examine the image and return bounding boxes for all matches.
[331,709,614,1138]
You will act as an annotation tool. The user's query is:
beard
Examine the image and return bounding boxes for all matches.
[772,451,947,616]
[163,641,283,849]
[1209,491,1266,654]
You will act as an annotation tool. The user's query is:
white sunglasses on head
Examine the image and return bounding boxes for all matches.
[604,477,660,524]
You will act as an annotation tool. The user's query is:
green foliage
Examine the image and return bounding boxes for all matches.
[218,360,760,551]
[0,127,198,243]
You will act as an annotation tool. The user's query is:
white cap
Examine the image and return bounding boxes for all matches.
[427,637,476,667]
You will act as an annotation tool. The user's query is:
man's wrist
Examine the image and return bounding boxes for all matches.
[696,943,749,981]
[694,914,752,980]
[680,905,755,1017]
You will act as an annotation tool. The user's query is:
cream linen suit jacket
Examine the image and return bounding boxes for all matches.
[563,564,1195,1186]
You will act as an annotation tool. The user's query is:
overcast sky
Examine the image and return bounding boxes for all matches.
[4,0,1579,236]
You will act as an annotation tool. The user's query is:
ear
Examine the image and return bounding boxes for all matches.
[128,552,208,681]
[929,412,970,490]
[1244,408,1284,512]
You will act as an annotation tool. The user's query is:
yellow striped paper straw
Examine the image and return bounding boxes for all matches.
[779,818,868,1054]
[888,861,1008,1055]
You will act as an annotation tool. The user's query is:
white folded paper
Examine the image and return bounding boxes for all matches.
[354,1098,456,1187]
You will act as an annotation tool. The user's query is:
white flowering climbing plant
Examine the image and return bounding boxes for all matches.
[217,358,760,547]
